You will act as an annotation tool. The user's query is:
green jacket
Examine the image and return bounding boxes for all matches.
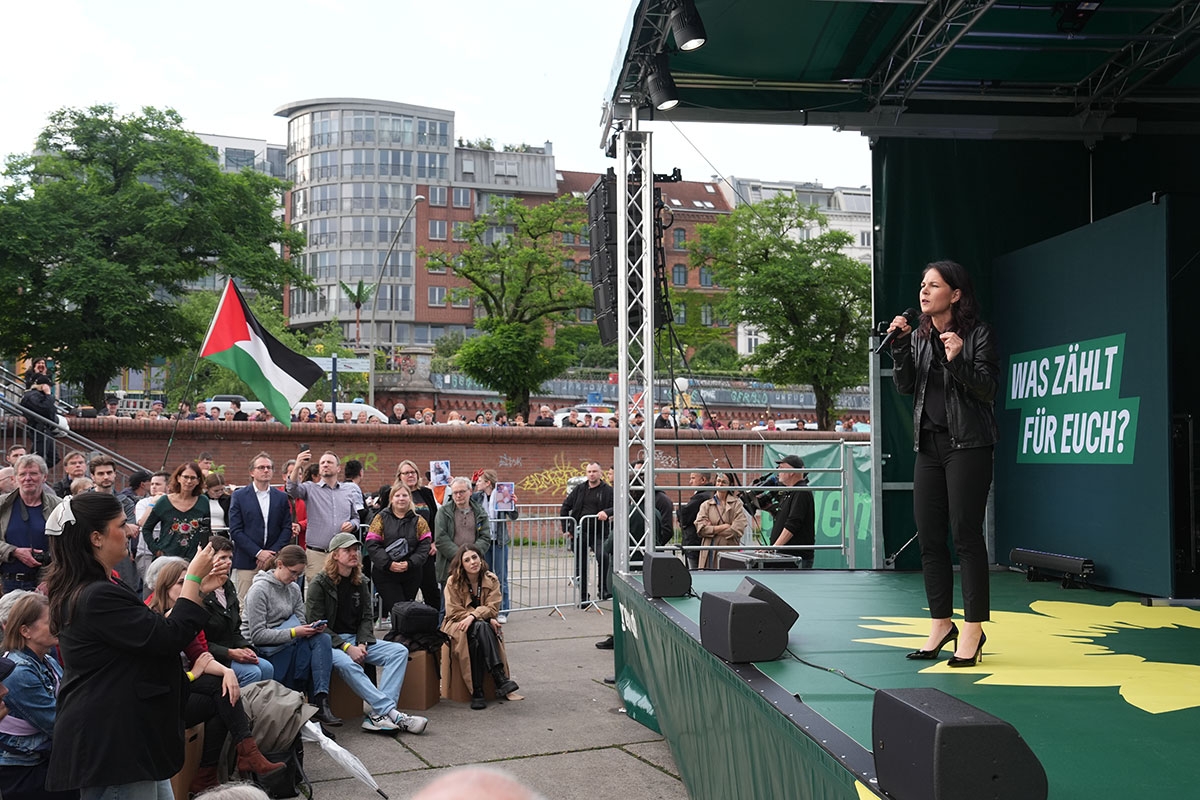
[304,570,375,648]
[433,499,490,584]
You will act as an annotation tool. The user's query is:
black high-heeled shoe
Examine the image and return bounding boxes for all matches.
[947,632,987,668]
[906,623,959,660]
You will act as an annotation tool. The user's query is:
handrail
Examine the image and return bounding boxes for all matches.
[0,395,150,477]
[0,364,75,416]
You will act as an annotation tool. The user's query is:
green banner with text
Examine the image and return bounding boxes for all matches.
[1006,333,1140,464]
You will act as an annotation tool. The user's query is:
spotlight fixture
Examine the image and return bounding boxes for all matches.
[646,53,679,111]
[668,0,707,52]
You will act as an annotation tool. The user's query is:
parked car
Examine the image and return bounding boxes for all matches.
[554,404,619,427]
[751,419,803,432]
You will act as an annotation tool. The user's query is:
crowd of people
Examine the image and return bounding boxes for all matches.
[0,442,532,799]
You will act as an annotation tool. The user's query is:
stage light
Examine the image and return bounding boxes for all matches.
[646,53,679,111]
[1009,547,1095,587]
[668,0,707,52]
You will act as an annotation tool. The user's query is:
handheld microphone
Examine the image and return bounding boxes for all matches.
[874,308,919,354]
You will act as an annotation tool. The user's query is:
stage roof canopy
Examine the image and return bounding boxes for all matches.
[604,0,1200,141]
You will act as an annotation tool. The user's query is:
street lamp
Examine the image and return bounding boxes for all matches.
[368,193,425,408]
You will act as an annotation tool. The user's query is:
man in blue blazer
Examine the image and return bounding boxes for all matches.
[229,451,293,602]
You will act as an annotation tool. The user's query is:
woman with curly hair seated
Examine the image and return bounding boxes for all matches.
[441,544,518,710]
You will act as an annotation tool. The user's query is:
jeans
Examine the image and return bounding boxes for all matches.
[490,540,510,612]
[230,656,275,686]
[262,633,332,695]
[330,636,409,717]
[82,781,172,800]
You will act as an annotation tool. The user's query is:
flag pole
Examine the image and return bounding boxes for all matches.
[160,323,208,471]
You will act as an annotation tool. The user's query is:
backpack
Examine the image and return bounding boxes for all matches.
[389,600,439,635]
[249,733,309,799]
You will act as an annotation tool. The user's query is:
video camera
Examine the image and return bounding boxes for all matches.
[740,473,782,516]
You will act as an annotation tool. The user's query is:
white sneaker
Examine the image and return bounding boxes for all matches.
[362,713,400,732]
[394,712,428,734]
[497,613,508,624]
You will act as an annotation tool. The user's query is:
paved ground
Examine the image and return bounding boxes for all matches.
[299,602,690,800]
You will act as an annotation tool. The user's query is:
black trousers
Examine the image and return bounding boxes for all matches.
[912,429,993,622]
[466,618,505,693]
[185,673,253,766]
[574,524,609,600]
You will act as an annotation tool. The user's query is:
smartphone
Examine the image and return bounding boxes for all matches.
[298,443,310,453]
[311,619,327,629]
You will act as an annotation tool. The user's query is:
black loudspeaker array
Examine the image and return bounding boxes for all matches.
[872,688,1048,800]
[585,169,644,346]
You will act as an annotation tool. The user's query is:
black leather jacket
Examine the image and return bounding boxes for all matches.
[892,322,999,451]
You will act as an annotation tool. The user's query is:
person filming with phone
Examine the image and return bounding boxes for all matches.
[287,449,359,585]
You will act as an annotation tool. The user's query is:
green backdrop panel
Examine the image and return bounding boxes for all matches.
[992,200,1172,596]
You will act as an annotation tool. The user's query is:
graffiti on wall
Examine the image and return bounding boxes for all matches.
[497,453,523,468]
[518,454,588,497]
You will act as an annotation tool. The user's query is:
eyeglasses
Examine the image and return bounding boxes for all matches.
[179,475,199,482]
[286,566,305,577]
[399,469,418,476]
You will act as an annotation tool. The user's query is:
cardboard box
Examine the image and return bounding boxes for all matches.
[170,724,204,800]
[397,649,441,712]
[329,669,369,721]
[440,642,497,703]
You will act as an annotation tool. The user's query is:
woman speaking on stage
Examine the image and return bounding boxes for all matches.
[888,260,998,668]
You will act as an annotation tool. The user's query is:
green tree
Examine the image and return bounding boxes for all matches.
[339,279,375,346]
[690,340,741,372]
[692,195,871,429]
[164,292,363,407]
[430,329,465,373]
[423,195,592,416]
[552,324,618,370]
[0,105,307,406]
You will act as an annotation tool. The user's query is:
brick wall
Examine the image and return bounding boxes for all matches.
[63,419,862,503]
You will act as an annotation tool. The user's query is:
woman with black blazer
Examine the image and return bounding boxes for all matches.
[43,492,219,799]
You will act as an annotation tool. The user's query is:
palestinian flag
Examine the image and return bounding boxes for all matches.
[199,280,325,427]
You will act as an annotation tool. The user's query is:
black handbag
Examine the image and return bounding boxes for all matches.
[389,600,439,635]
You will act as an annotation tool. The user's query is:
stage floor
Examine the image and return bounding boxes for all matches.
[617,569,1200,799]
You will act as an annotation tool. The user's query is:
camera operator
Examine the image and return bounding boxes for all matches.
[769,455,815,569]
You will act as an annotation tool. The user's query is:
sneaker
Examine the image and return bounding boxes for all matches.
[362,713,400,733]
[497,613,508,624]
[394,712,428,734]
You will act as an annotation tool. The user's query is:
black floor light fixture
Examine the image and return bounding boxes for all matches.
[1009,548,1096,588]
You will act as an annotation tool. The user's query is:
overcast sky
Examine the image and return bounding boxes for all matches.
[3,0,872,189]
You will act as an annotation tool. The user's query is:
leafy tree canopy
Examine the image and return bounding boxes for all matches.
[423,195,591,416]
[0,105,307,406]
[692,194,871,429]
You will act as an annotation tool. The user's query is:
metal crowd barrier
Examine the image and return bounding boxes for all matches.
[489,513,608,617]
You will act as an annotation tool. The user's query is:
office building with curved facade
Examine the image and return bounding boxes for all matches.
[274,97,558,354]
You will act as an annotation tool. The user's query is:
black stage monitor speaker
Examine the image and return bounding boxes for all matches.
[873,688,1048,800]
[736,576,799,631]
[699,592,789,663]
[642,553,691,598]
